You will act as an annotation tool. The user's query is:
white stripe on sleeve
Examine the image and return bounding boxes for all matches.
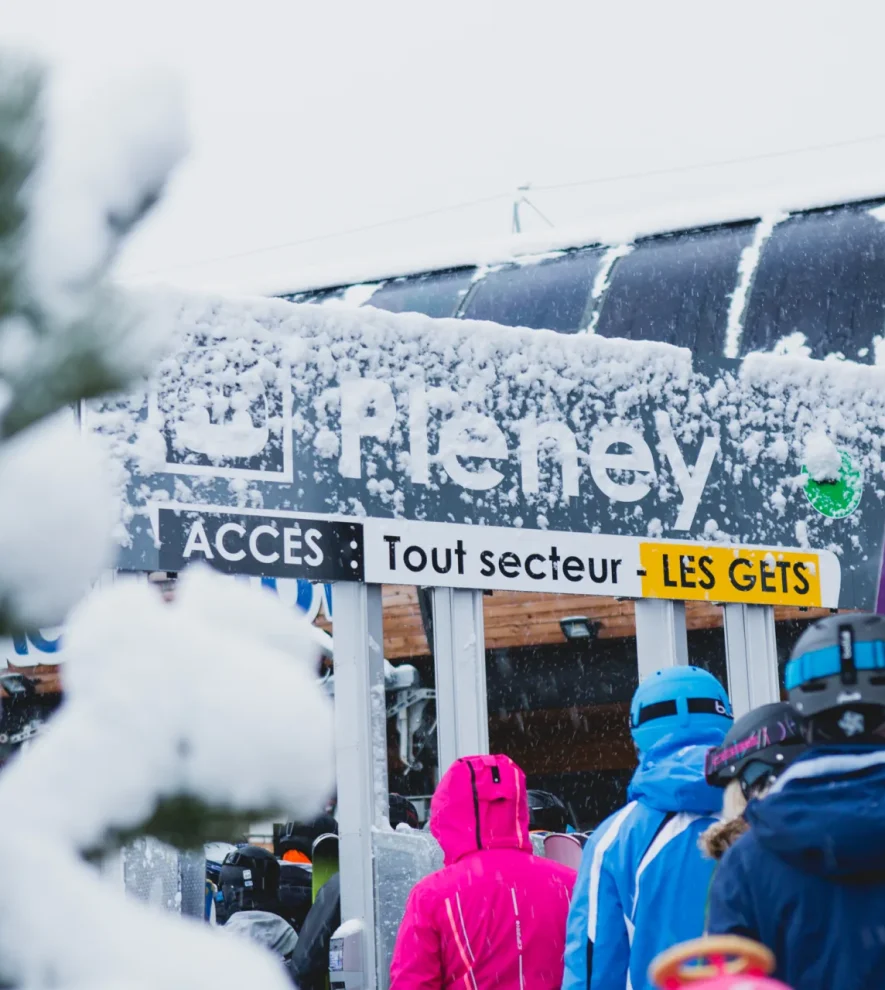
[587,801,637,942]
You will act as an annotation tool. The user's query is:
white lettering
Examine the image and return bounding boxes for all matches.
[339,379,396,479]
[589,428,655,502]
[284,526,303,565]
[409,385,461,485]
[304,528,324,567]
[215,522,247,561]
[249,524,280,564]
[519,416,580,499]
[183,519,214,559]
[654,412,719,530]
[439,411,508,491]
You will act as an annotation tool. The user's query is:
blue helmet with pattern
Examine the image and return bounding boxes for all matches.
[630,666,732,754]
[786,612,885,744]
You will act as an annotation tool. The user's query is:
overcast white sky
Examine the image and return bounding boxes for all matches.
[7,0,885,292]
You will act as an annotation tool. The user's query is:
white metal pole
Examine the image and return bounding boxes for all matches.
[634,599,689,681]
[723,603,780,718]
[431,588,489,773]
[332,582,388,990]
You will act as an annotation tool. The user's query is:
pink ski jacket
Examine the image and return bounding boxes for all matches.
[390,754,576,990]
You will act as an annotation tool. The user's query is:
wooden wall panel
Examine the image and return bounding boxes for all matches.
[313,585,834,659]
[490,702,636,775]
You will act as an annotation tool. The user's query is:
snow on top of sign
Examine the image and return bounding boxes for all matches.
[88,287,885,586]
[803,431,843,482]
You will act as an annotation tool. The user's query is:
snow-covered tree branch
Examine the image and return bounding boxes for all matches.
[0,47,335,990]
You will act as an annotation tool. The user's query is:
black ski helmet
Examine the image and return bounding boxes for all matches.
[527,790,572,833]
[219,845,280,918]
[277,814,338,860]
[705,702,807,797]
[786,613,885,744]
[389,793,420,829]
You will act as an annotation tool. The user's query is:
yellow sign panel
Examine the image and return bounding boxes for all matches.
[639,542,823,608]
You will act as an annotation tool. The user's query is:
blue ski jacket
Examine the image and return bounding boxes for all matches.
[562,729,725,990]
[707,746,885,990]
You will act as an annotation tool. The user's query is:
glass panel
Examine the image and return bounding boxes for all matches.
[483,592,637,830]
[741,203,885,362]
[461,249,604,333]
[299,581,438,823]
[685,602,728,694]
[595,224,755,354]
[380,585,437,822]
[364,269,476,319]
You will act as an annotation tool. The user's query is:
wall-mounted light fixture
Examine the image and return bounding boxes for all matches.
[559,616,601,642]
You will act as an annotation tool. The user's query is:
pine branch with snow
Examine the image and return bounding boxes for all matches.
[0,48,336,990]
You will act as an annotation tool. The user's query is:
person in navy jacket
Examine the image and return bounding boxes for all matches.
[562,665,732,990]
[708,613,885,990]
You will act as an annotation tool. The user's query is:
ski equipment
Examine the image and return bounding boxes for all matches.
[705,702,806,798]
[389,793,420,829]
[311,832,339,904]
[218,845,280,921]
[527,789,573,833]
[631,666,732,754]
[785,612,885,743]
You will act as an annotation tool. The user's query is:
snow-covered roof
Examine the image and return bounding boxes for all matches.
[238,177,885,299]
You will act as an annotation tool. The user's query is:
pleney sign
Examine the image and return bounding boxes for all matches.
[153,505,840,608]
[95,294,884,608]
[638,542,825,608]
[361,518,839,607]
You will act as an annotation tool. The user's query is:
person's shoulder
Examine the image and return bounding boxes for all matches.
[717,823,768,876]
[587,800,643,844]
[544,858,578,885]
[400,868,448,920]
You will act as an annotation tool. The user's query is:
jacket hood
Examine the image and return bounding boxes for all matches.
[224,910,299,958]
[430,754,530,865]
[629,728,725,815]
[746,746,885,881]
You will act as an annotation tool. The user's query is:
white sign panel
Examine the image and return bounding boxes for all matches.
[363,519,842,608]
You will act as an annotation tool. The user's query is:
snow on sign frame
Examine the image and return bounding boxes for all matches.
[87,290,885,609]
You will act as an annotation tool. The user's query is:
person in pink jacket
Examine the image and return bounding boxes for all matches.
[390,754,576,990]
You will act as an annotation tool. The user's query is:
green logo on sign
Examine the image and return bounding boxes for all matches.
[802,450,863,519]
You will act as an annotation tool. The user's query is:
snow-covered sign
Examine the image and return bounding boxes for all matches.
[88,292,885,609]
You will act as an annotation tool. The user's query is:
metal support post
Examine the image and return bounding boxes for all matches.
[634,599,689,681]
[431,588,489,774]
[332,583,388,989]
[723,604,780,718]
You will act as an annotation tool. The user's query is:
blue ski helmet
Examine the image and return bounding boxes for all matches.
[785,612,885,744]
[630,666,732,753]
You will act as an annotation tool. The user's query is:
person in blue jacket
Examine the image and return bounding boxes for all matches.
[707,613,885,990]
[562,665,732,990]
